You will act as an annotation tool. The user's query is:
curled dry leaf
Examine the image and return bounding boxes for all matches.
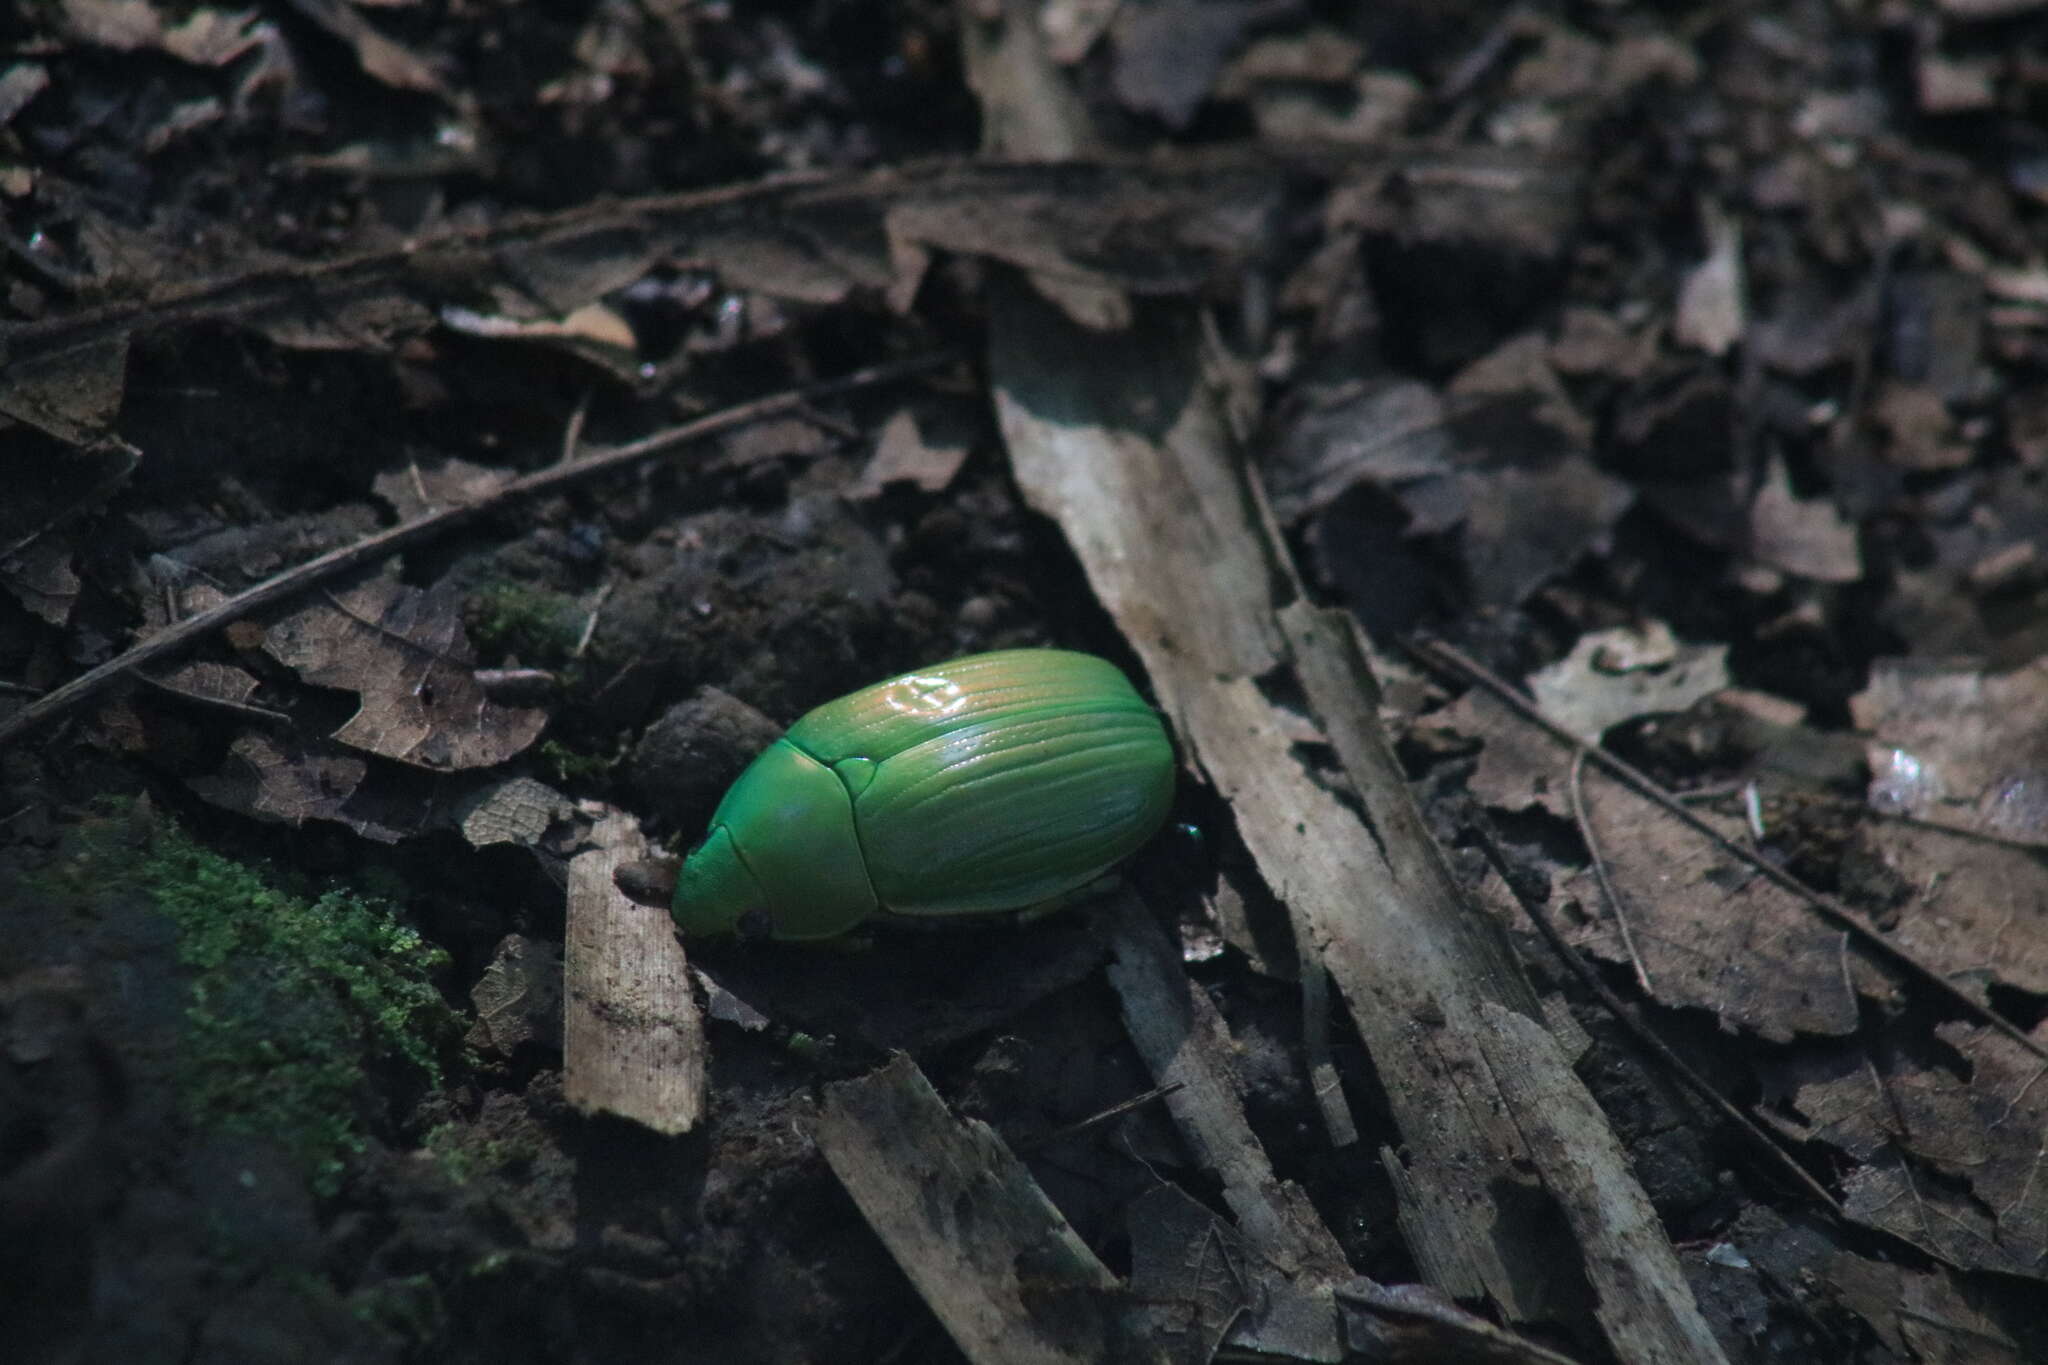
[263,573,549,770]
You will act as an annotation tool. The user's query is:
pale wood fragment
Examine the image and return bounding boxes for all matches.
[815,1054,1127,1365]
[1101,893,1347,1361]
[989,281,1726,1361]
[562,804,704,1134]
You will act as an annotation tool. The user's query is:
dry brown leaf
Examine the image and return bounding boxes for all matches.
[154,661,261,709]
[0,339,132,447]
[1443,335,1632,607]
[263,573,548,770]
[1873,381,1972,471]
[1460,461,1634,610]
[281,0,446,93]
[1674,201,1745,356]
[182,727,447,841]
[6,159,1271,456]
[1445,687,1879,1041]
[1263,379,1451,524]
[1734,1207,2028,1360]
[1040,0,1118,64]
[370,458,514,521]
[1218,26,1363,90]
[187,730,373,837]
[159,8,268,65]
[846,407,973,498]
[1854,656,2048,845]
[1765,1021,2048,1276]
[1936,0,2047,18]
[0,63,50,124]
[1844,819,2048,1010]
[0,540,81,626]
[1447,677,2048,1275]
[466,933,563,1056]
[1229,40,1421,146]
[452,776,571,850]
[1748,457,1863,583]
[58,0,262,63]
[438,301,637,352]
[1556,780,1866,1041]
[1527,623,1729,743]
[712,416,834,470]
[1125,1185,1258,1361]
[1111,0,1277,131]
[1449,332,1595,449]
[1550,306,1659,379]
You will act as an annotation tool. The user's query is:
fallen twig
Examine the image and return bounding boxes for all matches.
[0,352,950,752]
[1570,749,1652,994]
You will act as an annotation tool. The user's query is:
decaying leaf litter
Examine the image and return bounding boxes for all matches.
[6,1,2048,1361]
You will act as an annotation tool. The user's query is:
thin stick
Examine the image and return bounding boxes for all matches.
[1570,748,1653,993]
[1408,634,2048,1063]
[0,352,950,751]
[1011,1082,1185,1154]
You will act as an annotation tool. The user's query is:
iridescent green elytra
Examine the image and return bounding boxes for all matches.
[673,650,1175,941]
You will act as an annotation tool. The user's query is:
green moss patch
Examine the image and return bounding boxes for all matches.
[465,582,587,667]
[55,810,457,1196]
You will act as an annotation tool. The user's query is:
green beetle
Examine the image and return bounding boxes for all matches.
[673,649,1175,941]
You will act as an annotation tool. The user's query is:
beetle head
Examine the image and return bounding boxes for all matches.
[672,826,764,937]
[674,738,880,941]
